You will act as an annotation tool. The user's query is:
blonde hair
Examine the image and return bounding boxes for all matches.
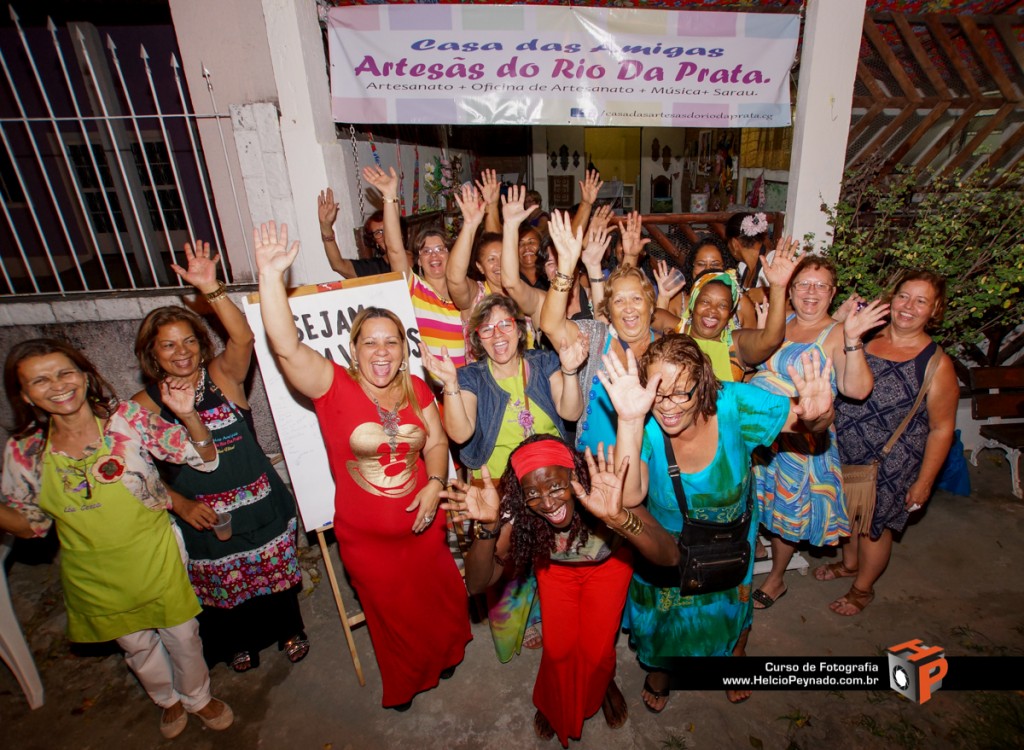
[347,307,424,423]
[598,265,656,324]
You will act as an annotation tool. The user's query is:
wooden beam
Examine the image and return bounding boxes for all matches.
[926,14,983,99]
[985,120,1024,175]
[863,15,921,100]
[958,16,1021,102]
[880,101,952,176]
[849,101,886,146]
[911,102,985,176]
[849,104,919,170]
[993,17,1024,81]
[940,103,1015,177]
[892,12,952,97]
[644,223,689,265]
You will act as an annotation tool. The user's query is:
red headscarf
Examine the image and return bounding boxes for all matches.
[510,440,575,481]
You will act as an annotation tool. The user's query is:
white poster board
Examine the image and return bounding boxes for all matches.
[244,273,426,532]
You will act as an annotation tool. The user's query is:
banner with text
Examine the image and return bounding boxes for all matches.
[328,5,799,128]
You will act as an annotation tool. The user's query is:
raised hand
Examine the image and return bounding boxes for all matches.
[454,183,486,226]
[618,210,650,263]
[579,169,603,205]
[548,208,584,272]
[843,298,889,343]
[362,165,399,198]
[160,376,199,418]
[475,168,500,206]
[832,293,865,324]
[754,299,770,329]
[440,467,500,524]
[597,348,659,422]
[171,240,220,293]
[421,346,459,391]
[501,184,532,226]
[583,223,611,273]
[762,236,800,289]
[253,221,299,276]
[788,349,834,423]
[558,332,589,375]
[317,187,339,233]
[572,444,629,523]
[653,259,685,302]
[588,204,615,236]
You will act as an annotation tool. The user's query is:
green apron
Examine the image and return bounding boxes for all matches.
[40,435,199,643]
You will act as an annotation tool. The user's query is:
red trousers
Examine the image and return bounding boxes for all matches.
[533,546,633,747]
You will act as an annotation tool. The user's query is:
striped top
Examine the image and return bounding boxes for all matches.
[410,273,467,367]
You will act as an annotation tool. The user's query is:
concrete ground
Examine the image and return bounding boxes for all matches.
[2,450,1022,750]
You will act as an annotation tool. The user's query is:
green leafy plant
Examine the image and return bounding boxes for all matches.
[817,165,1024,376]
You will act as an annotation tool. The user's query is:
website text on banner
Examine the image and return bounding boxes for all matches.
[328,5,799,128]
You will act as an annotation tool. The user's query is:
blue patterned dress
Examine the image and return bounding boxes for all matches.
[835,343,935,539]
[749,318,848,546]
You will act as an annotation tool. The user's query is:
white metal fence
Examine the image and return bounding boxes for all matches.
[0,13,241,297]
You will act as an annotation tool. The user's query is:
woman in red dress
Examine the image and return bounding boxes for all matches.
[253,221,470,709]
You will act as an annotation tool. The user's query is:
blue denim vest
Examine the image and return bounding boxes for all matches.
[455,349,569,469]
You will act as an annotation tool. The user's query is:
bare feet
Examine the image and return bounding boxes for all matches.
[641,670,670,713]
[727,689,752,704]
[533,709,555,741]
[601,680,628,729]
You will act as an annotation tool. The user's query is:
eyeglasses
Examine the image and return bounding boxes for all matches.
[371,229,385,237]
[654,382,697,406]
[694,260,723,271]
[793,280,833,292]
[419,244,448,256]
[476,317,516,339]
[525,484,570,507]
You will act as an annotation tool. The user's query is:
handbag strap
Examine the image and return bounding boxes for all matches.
[661,429,752,521]
[879,346,942,458]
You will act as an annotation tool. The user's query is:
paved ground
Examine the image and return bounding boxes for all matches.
[2,450,1022,750]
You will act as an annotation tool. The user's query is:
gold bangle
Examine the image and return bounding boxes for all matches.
[550,275,572,293]
[204,282,227,302]
[383,197,399,204]
[607,509,644,537]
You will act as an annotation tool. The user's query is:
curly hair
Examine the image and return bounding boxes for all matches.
[726,211,768,246]
[135,306,216,382]
[499,434,593,577]
[466,294,528,361]
[638,333,721,422]
[683,234,736,281]
[597,264,656,324]
[5,338,117,437]
[889,269,947,330]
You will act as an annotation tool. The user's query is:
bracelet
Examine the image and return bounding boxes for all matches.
[382,197,399,204]
[474,522,501,541]
[607,509,644,538]
[443,387,461,397]
[321,233,336,243]
[560,367,578,376]
[428,475,447,488]
[189,436,214,448]
[204,282,227,302]
[843,342,864,352]
[555,271,573,281]
[588,275,605,283]
[550,275,573,293]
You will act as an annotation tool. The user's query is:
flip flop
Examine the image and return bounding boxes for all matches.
[641,674,671,714]
[752,587,787,610]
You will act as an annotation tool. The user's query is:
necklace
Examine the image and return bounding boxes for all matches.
[374,398,402,450]
[517,359,534,438]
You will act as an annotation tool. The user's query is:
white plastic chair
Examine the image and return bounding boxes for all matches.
[0,532,44,709]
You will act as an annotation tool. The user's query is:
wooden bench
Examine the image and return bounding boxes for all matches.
[968,366,1024,499]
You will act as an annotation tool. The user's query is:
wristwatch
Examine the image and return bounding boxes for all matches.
[474,522,501,541]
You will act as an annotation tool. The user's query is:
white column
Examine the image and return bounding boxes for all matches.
[785,0,867,250]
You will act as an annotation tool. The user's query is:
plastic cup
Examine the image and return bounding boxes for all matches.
[213,512,232,541]
[665,267,686,291]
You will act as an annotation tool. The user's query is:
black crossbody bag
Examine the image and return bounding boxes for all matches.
[663,431,752,594]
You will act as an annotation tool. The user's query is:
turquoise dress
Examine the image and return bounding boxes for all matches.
[626,382,789,664]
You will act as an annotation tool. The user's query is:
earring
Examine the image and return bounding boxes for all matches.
[399,361,408,372]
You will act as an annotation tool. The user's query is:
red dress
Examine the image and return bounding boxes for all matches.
[314,366,471,706]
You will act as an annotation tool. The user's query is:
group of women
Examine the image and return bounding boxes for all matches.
[1,168,957,745]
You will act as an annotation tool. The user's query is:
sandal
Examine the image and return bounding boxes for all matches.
[230,650,259,673]
[829,585,874,616]
[814,561,858,581]
[281,632,310,664]
[752,587,787,610]
[641,673,671,714]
